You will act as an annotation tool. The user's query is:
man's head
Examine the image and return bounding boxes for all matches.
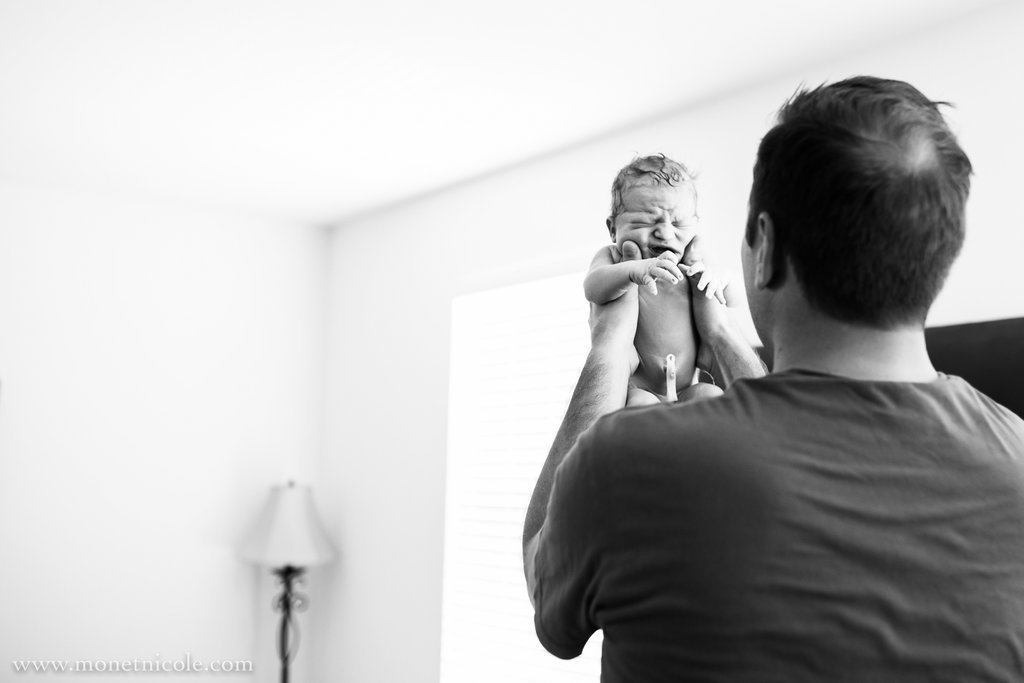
[744,76,973,330]
[607,155,699,259]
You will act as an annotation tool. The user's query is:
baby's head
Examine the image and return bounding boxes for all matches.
[607,155,699,259]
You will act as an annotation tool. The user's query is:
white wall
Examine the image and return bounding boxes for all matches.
[0,181,329,681]
[318,3,1024,681]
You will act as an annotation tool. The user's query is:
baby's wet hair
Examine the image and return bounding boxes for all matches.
[609,154,697,220]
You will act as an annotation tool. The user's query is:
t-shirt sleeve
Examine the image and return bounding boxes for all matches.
[530,426,608,659]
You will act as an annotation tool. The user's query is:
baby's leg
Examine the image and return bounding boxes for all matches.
[666,353,721,404]
[677,381,723,404]
[626,384,661,407]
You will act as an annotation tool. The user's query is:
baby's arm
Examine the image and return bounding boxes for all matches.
[584,245,635,303]
[584,243,685,303]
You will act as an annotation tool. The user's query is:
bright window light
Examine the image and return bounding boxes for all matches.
[441,272,603,682]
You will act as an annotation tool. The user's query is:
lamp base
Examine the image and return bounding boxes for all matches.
[271,565,308,683]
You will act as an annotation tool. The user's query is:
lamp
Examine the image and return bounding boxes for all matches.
[240,481,336,683]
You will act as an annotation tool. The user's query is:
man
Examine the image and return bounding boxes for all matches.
[523,77,1024,681]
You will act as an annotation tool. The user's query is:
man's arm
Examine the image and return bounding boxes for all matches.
[522,347,632,542]
[522,282,639,601]
[672,235,765,387]
[690,275,767,387]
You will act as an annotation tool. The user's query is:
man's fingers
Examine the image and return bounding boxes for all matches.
[620,240,643,261]
[681,234,704,267]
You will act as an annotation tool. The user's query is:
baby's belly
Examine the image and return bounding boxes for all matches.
[632,288,698,396]
[633,341,698,396]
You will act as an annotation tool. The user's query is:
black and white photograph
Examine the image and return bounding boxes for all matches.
[1,1,1023,681]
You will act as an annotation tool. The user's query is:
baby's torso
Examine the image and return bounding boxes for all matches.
[633,281,698,395]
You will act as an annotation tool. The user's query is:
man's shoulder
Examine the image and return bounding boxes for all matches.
[581,392,780,513]
[584,384,770,467]
[593,378,766,434]
[942,374,1024,444]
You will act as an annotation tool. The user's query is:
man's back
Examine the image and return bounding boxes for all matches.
[533,371,1024,681]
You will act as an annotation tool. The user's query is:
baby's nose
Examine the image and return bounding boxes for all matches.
[653,223,673,239]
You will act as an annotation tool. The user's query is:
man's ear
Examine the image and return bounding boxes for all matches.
[606,217,616,241]
[752,211,781,289]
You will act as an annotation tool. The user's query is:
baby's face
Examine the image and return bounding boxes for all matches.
[609,181,699,259]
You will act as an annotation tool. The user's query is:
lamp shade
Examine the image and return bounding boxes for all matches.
[239,481,336,568]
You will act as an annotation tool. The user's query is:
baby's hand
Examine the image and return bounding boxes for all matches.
[689,265,729,305]
[681,235,728,305]
[622,244,684,295]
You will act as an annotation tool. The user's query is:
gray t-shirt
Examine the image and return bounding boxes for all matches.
[532,371,1024,682]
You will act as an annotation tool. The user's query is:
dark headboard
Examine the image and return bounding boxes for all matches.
[925,317,1024,419]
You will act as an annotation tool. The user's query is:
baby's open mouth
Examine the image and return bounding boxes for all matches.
[644,243,681,259]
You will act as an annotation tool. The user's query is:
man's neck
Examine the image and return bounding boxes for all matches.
[769,301,938,383]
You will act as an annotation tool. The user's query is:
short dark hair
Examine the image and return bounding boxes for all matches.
[747,76,972,327]
[609,154,696,221]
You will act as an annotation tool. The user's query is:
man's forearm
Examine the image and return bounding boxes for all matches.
[522,348,631,551]
[705,314,767,387]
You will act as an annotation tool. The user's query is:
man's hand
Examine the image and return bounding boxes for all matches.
[690,276,733,374]
[686,237,767,387]
[690,286,766,386]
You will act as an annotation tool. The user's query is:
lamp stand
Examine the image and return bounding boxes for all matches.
[271,565,308,683]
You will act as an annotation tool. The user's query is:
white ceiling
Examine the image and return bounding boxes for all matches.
[0,0,1006,225]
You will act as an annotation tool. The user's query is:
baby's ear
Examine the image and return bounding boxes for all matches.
[606,217,616,241]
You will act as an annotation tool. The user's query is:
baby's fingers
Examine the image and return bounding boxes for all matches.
[683,261,706,278]
[630,270,659,294]
[656,259,685,281]
[650,266,681,285]
[707,280,727,304]
[701,276,728,304]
